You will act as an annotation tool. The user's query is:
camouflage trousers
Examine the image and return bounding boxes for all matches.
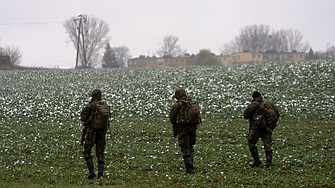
[178,125,197,158]
[247,128,272,152]
[84,130,106,163]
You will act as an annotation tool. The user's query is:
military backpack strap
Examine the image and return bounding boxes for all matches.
[86,102,94,124]
[91,101,97,122]
[254,101,267,129]
[256,101,264,115]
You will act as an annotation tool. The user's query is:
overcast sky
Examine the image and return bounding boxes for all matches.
[1,0,334,68]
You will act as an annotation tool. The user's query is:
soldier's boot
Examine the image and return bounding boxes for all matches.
[249,148,261,168]
[184,156,193,173]
[266,151,272,168]
[86,158,96,179]
[98,161,104,178]
[190,151,194,170]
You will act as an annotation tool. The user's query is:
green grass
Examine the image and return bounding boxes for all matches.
[0,60,335,187]
[1,118,334,187]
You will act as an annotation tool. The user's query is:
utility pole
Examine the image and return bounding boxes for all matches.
[74,15,83,69]
[81,16,87,68]
[74,15,81,69]
[74,15,87,69]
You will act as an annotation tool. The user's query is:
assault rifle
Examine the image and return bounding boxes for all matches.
[172,124,178,140]
[78,122,89,154]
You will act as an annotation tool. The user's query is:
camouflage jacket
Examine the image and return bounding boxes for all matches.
[81,101,97,131]
[244,97,279,130]
[169,97,198,130]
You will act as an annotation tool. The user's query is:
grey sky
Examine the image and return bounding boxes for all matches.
[1,0,334,68]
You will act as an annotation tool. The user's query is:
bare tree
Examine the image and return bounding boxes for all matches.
[2,45,22,65]
[239,24,271,53]
[64,14,110,68]
[326,43,335,59]
[268,29,288,52]
[112,46,132,67]
[315,51,328,59]
[220,24,271,54]
[220,24,310,54]
[285,29,310,52]
[220,36,243,55]
[156,35,187,57]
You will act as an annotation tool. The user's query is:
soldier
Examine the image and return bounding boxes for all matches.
[81,89,110,179]
[169,89,201,173]
[244,91,280,168]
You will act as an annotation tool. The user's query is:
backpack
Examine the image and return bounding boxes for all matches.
[177,100,201,125]
[254,101,278,129]
[92,101,110,131]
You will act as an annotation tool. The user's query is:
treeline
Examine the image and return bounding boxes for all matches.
[306,44,335,60]
[220,24,311,55]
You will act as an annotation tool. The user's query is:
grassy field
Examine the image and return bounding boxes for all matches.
[0,60,334,187]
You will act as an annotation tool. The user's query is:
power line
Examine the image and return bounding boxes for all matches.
[110,25,221,50]
[0,17,67,21]
[0,21,63,25]
[111,30,220,53]
[23,59,71,63]
[110,25,162,40]
[111,25,220,47]
[0,16,65,25]
[0,16,222,52]
[0,17,221,49]
[111,30,160,43]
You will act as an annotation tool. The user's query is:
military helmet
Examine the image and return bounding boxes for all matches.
[91,89,102,101]
[175,88,187,99]
[252,91,261,98]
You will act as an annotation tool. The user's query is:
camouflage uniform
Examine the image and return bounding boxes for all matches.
[80,89,109,178]
[244,96,273,152]
[169,89,199,173]
[244,92,280,168]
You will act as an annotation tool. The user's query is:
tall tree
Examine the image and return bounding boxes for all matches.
[193,49,219,66]
[156,35,187,57]
[220,24,310,54]
[315,51,327,59]
[238,24,271,53]
[64,14,110,68]
[112,46,131,67]
[220,36,243,55]
[102,43,117,68]
[285,29,310,52]
[268,29,288,52]
[326,43,335,59]
[2,45,22,65]
[307,48,316,60]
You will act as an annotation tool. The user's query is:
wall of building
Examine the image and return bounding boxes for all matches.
[263,53,292,62]
[0,55,10,66]
[293,53,305,61]
[127,51,306,68]
[216,55,231,65]
[162,58,187,67]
